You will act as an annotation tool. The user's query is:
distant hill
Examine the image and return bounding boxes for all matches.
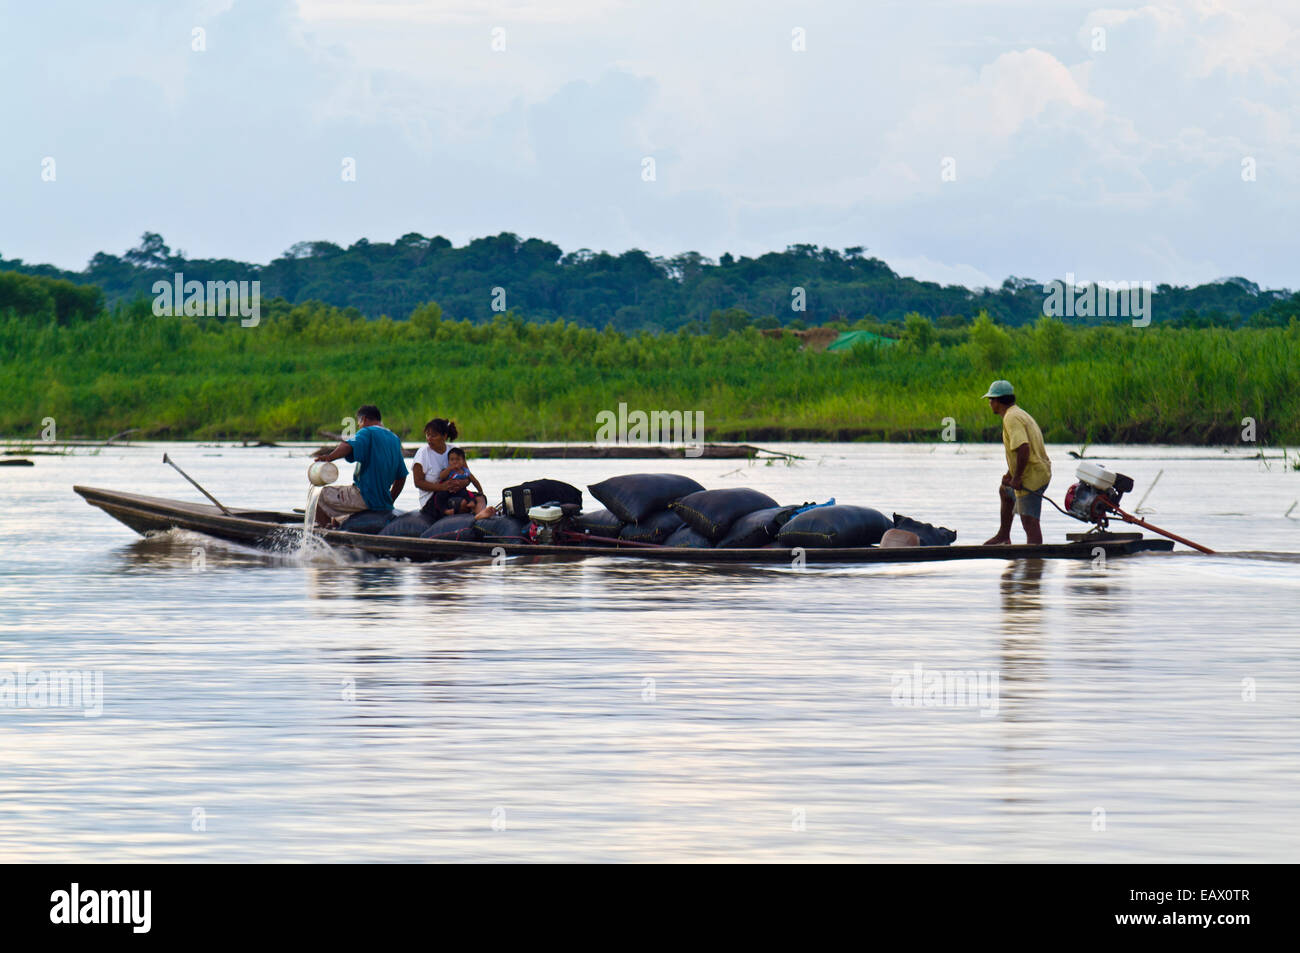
[3,232,1296,330]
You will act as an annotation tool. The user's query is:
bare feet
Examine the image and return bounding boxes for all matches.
[474,506,497,520]
[983,534,1011,545]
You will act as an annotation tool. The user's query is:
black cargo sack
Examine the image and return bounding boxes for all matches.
[420,514,483,541]
[892,514,957,546]
[716,505,799,548]
[670,488,779,541]
[619,509,683,544]
[474,514,531,542]
[573,508,625,538]
[338,509,398,534]
[664,524,714,548]
[378,510,436,537]
[776,505,893,548]
[588,473,705,524]
[501,479,583,517]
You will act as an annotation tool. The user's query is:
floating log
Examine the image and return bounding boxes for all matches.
[449,444,801,460]
[0,458,35,466]
[313,430,799,460]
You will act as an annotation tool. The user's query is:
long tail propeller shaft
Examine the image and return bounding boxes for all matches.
[1101,499,1215,554]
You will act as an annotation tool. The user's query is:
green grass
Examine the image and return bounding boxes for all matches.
[2,299,1299,444]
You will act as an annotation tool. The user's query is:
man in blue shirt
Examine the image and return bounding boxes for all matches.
[312,405,409,527]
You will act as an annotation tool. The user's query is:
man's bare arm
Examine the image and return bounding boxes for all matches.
[313,440,351,463]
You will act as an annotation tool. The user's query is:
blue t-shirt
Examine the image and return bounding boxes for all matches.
[346,425,409,511]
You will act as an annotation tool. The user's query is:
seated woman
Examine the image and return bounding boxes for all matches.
[411,419,494,520]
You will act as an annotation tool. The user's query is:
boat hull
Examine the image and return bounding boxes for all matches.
[73,486,1175,565]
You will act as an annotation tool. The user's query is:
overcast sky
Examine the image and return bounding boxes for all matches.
[2,0,1296,288]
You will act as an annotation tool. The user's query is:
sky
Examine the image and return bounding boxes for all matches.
[1,0,1297,289]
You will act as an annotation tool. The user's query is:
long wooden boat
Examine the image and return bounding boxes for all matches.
[74,485,1175,565]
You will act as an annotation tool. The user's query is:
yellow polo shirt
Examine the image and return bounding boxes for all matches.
[1002,405,1051,493]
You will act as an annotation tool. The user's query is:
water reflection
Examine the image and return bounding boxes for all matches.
[998,559,1047,723]
[118,531,279,570]
[304,564,475,613]
[999,559,1045,629]
[1064,557,1124,609]
[1061,560,1130,670]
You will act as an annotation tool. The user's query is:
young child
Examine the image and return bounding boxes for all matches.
[431,447,495,518]
[413,418,456,517]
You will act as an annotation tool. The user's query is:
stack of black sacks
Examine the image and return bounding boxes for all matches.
[336,472,955,548]
[573,473,956,549]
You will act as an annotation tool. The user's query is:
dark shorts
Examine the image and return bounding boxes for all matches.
[1002,482,1047,519]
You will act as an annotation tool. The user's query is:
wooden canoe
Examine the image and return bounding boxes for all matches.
[73,485,1175,565]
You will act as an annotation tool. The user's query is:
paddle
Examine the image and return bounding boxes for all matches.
[162,453,234,516]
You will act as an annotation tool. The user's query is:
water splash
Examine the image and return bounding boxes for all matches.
[303,485,323,539]
[293,485,357,563]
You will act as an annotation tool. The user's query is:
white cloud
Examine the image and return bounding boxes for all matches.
[3,0,1300,289]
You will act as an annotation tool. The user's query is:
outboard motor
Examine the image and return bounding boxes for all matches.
[527,505,564,543]
[526,503,580,543]
[1064,462,1135,529]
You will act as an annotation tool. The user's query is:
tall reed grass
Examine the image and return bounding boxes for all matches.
[2,299,1297,444]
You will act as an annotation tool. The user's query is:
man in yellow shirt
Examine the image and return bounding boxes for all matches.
[981,380,1052,545]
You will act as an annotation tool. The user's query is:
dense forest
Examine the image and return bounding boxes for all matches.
[2,270,1298,444]
[3,232,1298,332]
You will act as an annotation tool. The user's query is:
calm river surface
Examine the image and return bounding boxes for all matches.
[1,442,1297,862]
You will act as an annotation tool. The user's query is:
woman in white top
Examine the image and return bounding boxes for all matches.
[412,418,493,518]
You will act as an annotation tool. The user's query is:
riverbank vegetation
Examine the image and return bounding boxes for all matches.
[3,283,1298,444]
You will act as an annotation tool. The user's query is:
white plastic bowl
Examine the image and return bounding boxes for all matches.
[308,461,339,486]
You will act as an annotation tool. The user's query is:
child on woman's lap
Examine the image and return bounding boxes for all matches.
[429,447,495,518]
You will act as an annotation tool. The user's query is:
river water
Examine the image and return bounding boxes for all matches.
[1,442,1296,861]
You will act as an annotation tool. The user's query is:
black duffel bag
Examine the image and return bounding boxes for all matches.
[588,473,704,524]
[573,508,625,538]
[670,488,779,542]
[500,479,583,517]
[664,524,714,548]
[619,509,684,544]
[892,513,957,546]
[716,505,799,548]
[776,504,893,548]
[420,514,483,541]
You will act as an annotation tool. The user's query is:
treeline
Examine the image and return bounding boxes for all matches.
[3,284,1298,444]
[3,232,1297,332]
[0,271,103,325]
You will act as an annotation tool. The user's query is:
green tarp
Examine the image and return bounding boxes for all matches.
[825,330,897,351]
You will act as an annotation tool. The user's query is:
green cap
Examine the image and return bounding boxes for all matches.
[982,380,1014,399]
